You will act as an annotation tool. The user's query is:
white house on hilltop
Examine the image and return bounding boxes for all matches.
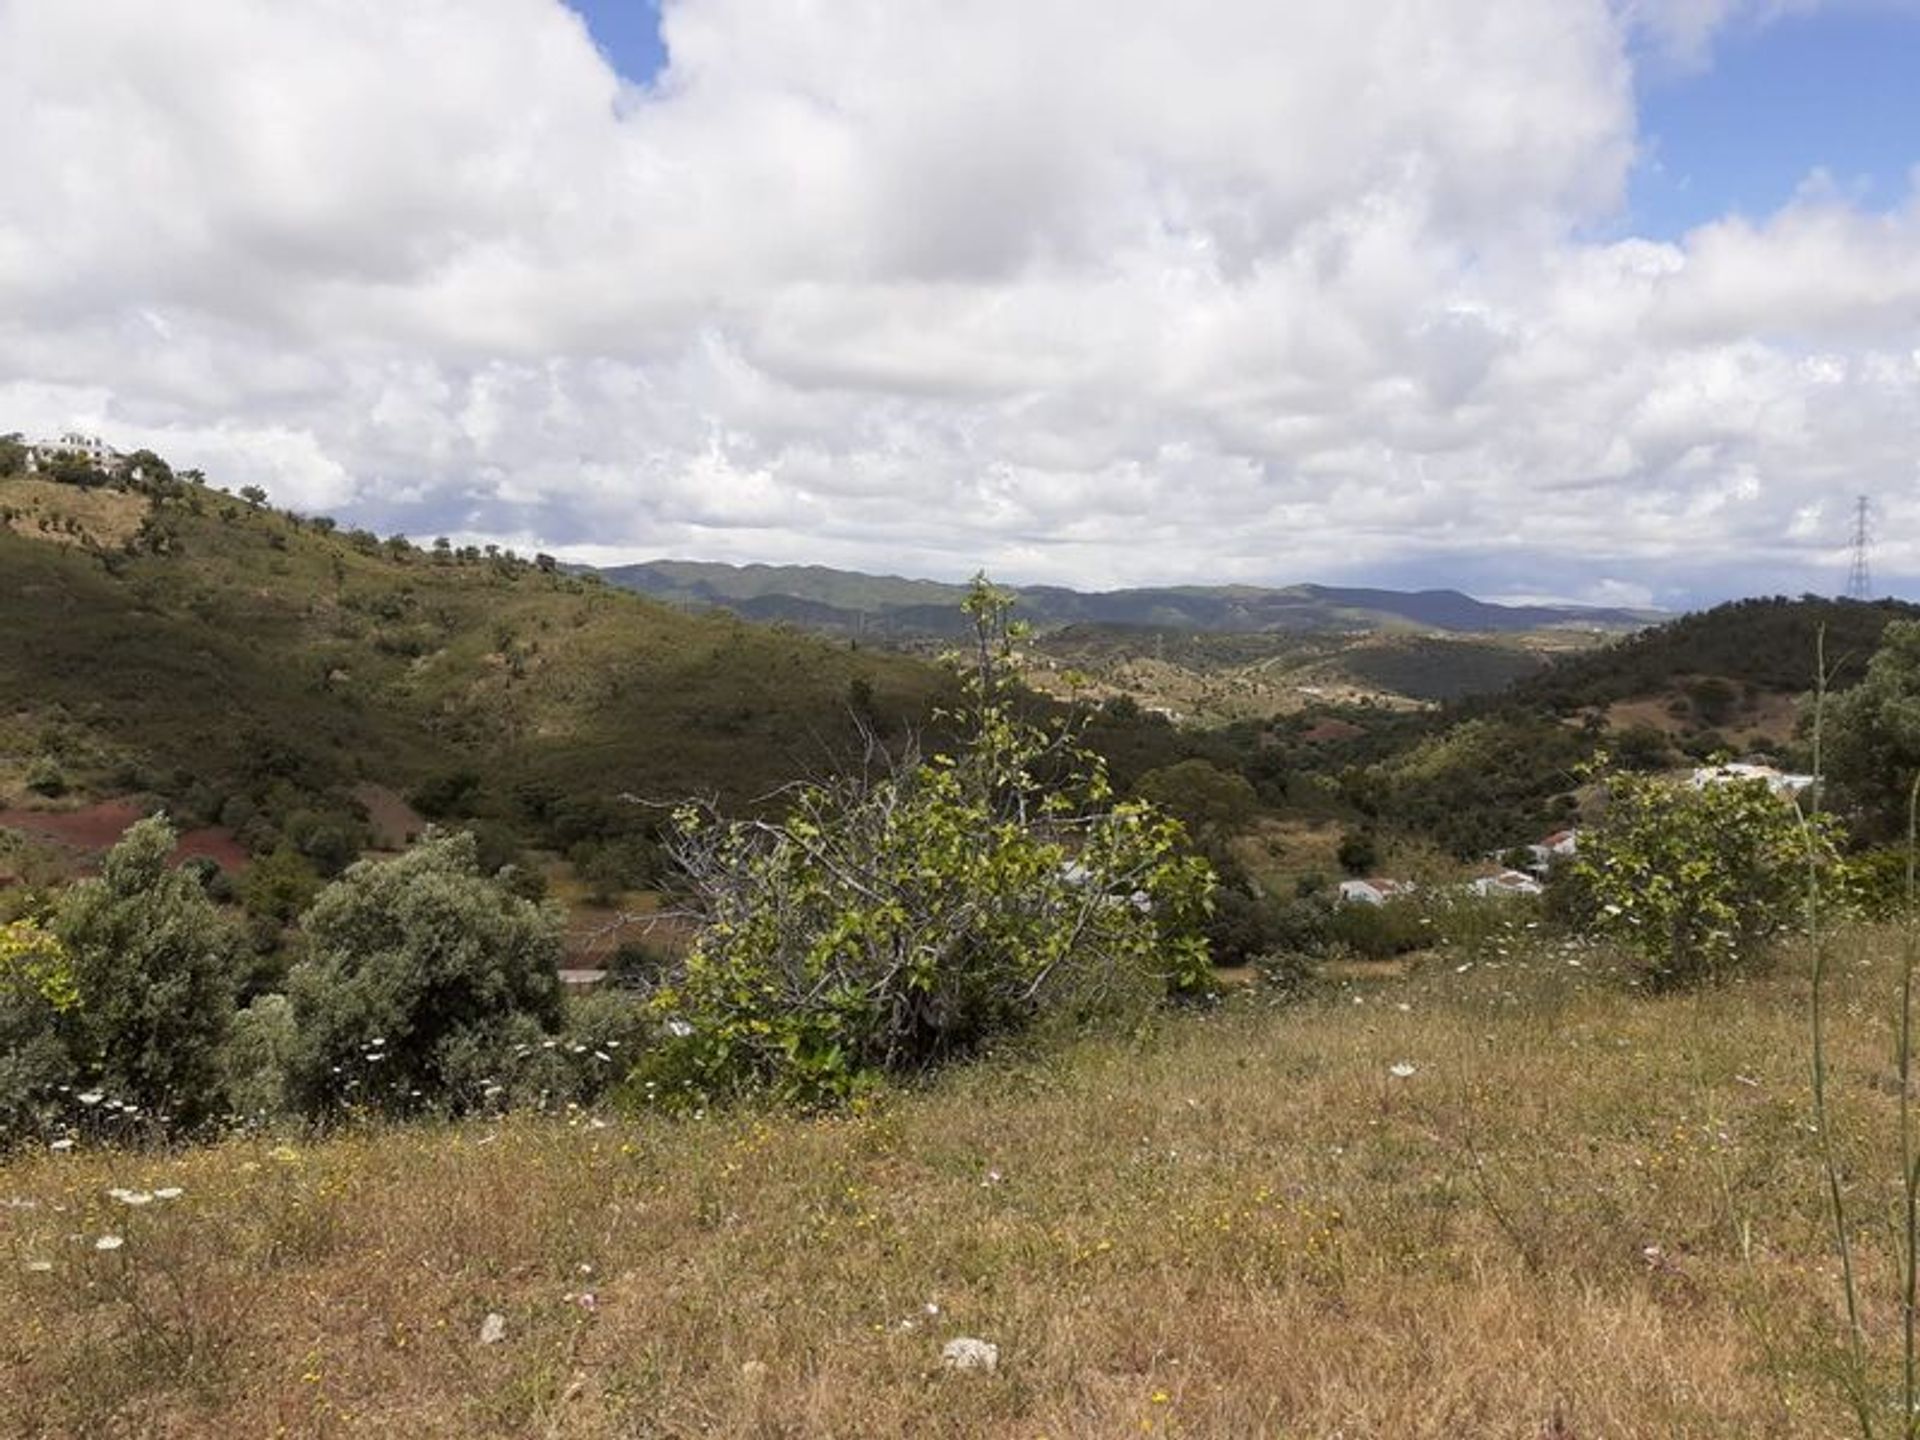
[25,432,120,471]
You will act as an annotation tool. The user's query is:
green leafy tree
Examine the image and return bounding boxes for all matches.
[287,831,565,1115]
[1133,759,1257,842]
[1827,620,1920,840]
[53,817,240,1128]
[1336,829,1379,875]
[1569,772,1842,986]
[221,993,299,1121]
[240,844,321,925]
[238,484,268,508]
[0,433,27,477]
[644,576,1216,1107]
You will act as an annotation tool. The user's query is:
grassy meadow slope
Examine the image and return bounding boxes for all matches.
[1,926,1908,1437]
[0,477,948,820]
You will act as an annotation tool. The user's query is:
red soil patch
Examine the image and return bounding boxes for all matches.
[1301,718,1366,743]
[0,800,251,874]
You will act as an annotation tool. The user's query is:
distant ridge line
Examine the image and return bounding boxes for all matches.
[594,559,1664,638]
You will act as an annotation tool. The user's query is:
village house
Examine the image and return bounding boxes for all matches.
[1338,877,1417,906]
[1467,869,1545,899]
[1689,762,1816,798]
[1525,828,1578,872]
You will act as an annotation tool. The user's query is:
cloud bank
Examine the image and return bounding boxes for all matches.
[1,0,1917,604]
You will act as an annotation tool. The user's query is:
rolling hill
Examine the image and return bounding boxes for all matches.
[0,473,953,874]
[596,559,1662,638]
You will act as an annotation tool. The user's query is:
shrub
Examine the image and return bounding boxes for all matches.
[221,993,299,1123]
[1568,772,1842,986]
[24,757,67,798]
[240,845,321,925]
[1336,830,1379,875]
[641,578,1215,1108]
[1328,898,1429,960]
[286,831,566,1116]
[53,817,240,1130]
[0,919,80,1143]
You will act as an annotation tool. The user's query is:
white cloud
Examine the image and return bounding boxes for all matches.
[0,0,1916,603]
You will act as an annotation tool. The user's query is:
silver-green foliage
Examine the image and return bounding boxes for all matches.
[287,830,565,1114]
[643,577,1216,1107]
[53,816,239,1128]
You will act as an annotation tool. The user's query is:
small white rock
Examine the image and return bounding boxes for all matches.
[941,1337,999,1373]
[478,1312,507,1345]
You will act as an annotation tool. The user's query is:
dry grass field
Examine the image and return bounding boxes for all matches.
[4,925,1917,1437]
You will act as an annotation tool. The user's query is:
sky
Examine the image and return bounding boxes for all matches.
[2,1,1919,608]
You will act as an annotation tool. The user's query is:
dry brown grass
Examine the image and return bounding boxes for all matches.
[5,928,1918,1437]
[0,478,149,550]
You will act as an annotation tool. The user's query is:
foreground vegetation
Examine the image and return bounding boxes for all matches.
[3,927,1915,1436]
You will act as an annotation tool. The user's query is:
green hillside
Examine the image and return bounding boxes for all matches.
[0,474,949,869]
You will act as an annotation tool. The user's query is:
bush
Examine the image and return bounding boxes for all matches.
[0,919,80,1144]
[1336,830,1378,875]
[53,817,241,1130]
[1569,772,1841,985]
[240,845,321,925]
[286,831,566,1116]
[640,578,1215,1108]
[221,993,299,1123]
[1328,898,1429,960]
[24,757,67,798]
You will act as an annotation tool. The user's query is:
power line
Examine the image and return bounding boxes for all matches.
[1847,494,1874,600]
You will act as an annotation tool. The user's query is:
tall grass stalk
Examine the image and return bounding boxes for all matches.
[1901,771,1920,1436]
[1805,626,1874,1436]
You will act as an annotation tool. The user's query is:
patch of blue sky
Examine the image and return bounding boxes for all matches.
[1628,6,1920,239]
[564,0,668,87]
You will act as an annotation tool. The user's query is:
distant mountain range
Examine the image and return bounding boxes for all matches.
[593,560,1664,637]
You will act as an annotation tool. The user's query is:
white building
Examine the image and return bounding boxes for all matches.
[1525,828,1579,871]
[1338,877,1416,906]
[1689,762,1815,798]
[26,432,120,471]
[1467,869,1544,899]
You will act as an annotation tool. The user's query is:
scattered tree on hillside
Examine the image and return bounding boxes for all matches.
[238,484,268,508]
[1133,759,1257,843]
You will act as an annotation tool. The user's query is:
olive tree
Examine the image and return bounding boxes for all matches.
[53,817,241,1129]
[643,577,1216,1107]
[287,831,565,1114]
